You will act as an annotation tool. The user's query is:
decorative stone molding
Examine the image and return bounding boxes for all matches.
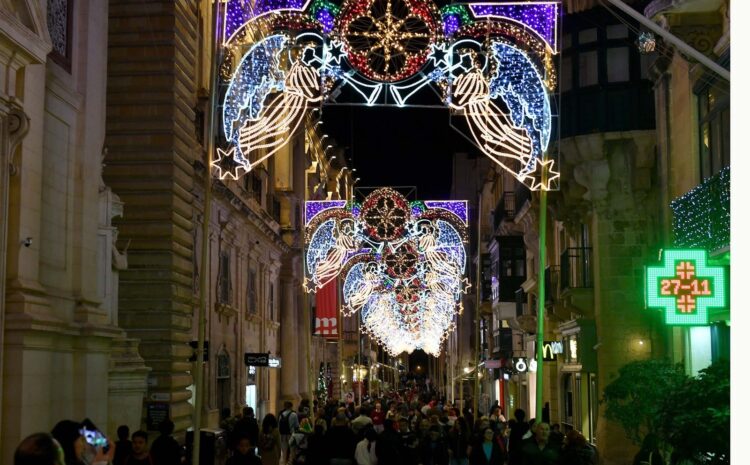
[7,106,29,175]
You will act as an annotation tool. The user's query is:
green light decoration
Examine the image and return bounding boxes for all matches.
[646,249,726,326]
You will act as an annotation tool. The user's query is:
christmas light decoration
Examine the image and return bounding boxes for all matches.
[338,0,441,82]
[216,0,560,187]
[670,166,730,252]
[646,249,726,326]
[637,32,656,54]
[304,188,469,355]
[469,2,560,52]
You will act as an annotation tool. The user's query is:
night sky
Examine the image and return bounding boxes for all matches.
[320,105,478,200]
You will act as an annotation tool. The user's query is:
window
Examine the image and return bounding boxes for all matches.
[247,268,257,314]
[697,84,730,180]
[579,28,597,44]
[607,47,630,82]
[606,24,628,39]
[219,252,231,304]
[561,57,573,93]
[578,51,598,87]
[47,0,73,71]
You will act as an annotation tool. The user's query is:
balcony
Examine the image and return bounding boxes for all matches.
[559,247,594,317]
[561,247,593,290]
[670,166,730,253]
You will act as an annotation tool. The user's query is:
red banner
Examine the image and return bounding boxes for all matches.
[314,280,338,339]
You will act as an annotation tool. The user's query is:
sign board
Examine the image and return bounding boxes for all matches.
[268,356,282,368]
[646,249,726,326]
[244,353,269,366]
[150,393,170,402]
[146,402,170,430]
[484,359,502,369]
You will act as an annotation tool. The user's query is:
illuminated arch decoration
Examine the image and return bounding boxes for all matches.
[645,249,727,326]
[214,0,561,190]
[304,188,469,356]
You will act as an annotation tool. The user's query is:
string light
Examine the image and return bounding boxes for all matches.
[670,166,730,252]
[489,42,552,164]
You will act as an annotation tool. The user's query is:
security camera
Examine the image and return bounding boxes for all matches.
[22,237,32,247]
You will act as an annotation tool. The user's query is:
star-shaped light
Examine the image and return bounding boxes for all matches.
[521,158,559,191]
[428,42,450,68]
[211,147,246,181]
[326,40,346,65]
[455,50,475,72]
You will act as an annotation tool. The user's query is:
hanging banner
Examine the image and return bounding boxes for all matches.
[315,279,338,339]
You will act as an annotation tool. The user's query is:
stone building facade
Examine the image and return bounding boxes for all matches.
[0,1,149,462]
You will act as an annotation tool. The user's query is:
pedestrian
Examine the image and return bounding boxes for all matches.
[374,419,402,465]
[257,414,281,465]
[235,407,260,454]
[468,427,505,465]
[549,424,564,449]
[279,401,300,463]
[632,433,664,465]
[299,399,312,421]
[325,413,357,465]
[447,417,469,465]
[305,422,328,465]
[507,409,529,465]
[397,417,419,465]
[561,430,595,465]
[289,418,314,465]
[520,422,559,465]
[226,436,262,465]
[14,432,66,465]
[351,406,373,437]
[150,420,181,465]
[114,425,133,465]
[370,402,385,434]
[419,426,449,465]
[354,427,378,465]
[125,431,153,465]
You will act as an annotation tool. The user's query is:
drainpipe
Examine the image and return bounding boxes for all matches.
[604,0,729,82]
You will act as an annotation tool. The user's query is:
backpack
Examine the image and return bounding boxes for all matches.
[279,410,292,435]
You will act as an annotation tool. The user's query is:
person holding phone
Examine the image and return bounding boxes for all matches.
[51,420,115,465]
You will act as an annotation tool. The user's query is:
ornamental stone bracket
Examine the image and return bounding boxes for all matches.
[7,106,30,175]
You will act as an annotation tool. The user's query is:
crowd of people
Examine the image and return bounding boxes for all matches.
[218,393,602,465]
[15,391,667,465]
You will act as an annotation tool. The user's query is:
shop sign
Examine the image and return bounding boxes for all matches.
[512,357,537,373]
[646,249,726,326]
[244,352,269,366]
[540,340,564,361]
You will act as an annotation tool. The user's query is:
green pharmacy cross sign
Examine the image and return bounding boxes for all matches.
[646,249,726,326]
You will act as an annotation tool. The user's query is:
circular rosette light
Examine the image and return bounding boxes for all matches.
[360,188,411,241]
[338,0,440,82]
[384,243,419,278]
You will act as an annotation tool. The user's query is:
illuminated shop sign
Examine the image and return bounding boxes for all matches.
[646,249,726,326]
[513,357,537,373]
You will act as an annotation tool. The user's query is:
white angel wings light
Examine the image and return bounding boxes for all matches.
[304,188,469,356]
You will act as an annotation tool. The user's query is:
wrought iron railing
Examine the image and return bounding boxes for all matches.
[560,247,593,289]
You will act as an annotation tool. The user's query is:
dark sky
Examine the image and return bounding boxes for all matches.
[320,105,478,200]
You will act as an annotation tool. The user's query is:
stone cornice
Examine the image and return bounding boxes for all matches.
[0,7,52,65]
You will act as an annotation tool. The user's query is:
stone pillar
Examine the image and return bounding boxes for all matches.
[280,261,300,404]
